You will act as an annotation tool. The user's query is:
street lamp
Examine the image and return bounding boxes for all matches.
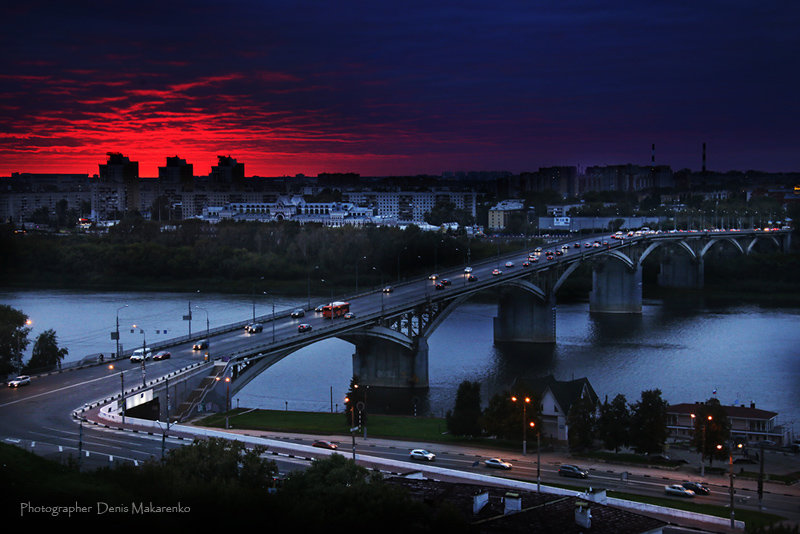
[113,304,128,358]
[132,324,148,387]
[717,441,743,528]
[355,256,367,294]
[531,420,541,492]
[511,395,531,455]
[691,413,713,476]
[263,291,275,342]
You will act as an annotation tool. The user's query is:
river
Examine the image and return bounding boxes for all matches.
[1,289,798,433]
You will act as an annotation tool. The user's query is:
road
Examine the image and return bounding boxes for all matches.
[3,360,798,526]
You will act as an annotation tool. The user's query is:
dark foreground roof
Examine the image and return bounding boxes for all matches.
[386,477,666,534]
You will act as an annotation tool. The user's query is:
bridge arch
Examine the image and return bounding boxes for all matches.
[640,239,697,264]
[699,237,745,259]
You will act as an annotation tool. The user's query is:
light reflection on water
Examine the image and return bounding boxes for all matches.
[1,290,798,429]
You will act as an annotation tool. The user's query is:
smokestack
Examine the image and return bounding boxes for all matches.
[651,143,655,171]
[702,142,707,173]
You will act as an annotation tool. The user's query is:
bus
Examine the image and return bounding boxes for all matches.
[322,301,350,319]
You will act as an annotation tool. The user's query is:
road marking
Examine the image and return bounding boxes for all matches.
[0,372,128,409]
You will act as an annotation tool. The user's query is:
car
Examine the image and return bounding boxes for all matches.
[245,323,263,333]
[681,482,710,495]
[467,274,478,282]
[315,304,326,313]
[382,286,394,293]
[530,256,539,262]
[505,261,514,268]
[153,350,171,360]
[573,243,581,248]
[522,261,530,267]
[409,449,436,461]
[7,375,30,388]
[534,247,542,253]
[558,464,589,478]
[298,323,312,333]
[192,339,209,350]
[464,267,473,274]
[441,278,451,286]
[665,484,695,498]
[484,458,512,470]
[130,348,152,362]
[290,308,305,318]
[312,440,338,450]
[429,273,439,280]
[435,282,445,290]
[344,312,355,319]
[492,269,502,276]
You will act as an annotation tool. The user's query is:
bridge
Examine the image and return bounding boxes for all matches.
[118,228,790,423]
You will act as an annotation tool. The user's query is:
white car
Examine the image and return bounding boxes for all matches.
[428,273,439,280]
[664,484,695,498]
[484,458,512,470]
[130,348,152,362]
[464,267,473,274]
[409,449,436,461]
[8,375,31,388]
[505,261,514,268]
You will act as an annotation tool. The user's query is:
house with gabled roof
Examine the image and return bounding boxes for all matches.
[512,375,599,442]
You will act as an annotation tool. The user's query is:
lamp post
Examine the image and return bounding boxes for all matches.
[717,441,743,529]
[132,324,147,387]
[195,306,210,359]
[532,421,541,492]
[511,395,531,455]
[691,413,713,477]
[355,256,367,294]
[114,304,128,358]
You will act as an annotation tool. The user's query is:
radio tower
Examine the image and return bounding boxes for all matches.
[702,142,707,173]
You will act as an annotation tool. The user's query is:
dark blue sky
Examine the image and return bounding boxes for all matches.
[1,1,798,176]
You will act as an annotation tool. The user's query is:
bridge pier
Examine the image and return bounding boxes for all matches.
[589,260,642,313]
[658,254,704,289]
[351,335,429,389]
[493,288,556,344]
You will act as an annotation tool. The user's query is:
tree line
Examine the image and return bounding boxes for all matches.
[446,380,736,465]
[0,304,68,376]
[0,217,515,294]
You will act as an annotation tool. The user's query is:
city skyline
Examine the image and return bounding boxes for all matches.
[2,2,798,177]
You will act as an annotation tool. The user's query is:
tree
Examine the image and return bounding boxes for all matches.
[567,393,596,451]
[343,375,366,428]
[630,389,669,454]
[25,329,68,372]
[0,305,30,376]
[482,390,542,441]
[597,394,631,453]
[690,398,732,467]
[143,436,277,492]
[445,380,482,436]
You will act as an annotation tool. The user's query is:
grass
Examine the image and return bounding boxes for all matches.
[195,408,527,451]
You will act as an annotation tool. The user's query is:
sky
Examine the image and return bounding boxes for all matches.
[1,1,798,178]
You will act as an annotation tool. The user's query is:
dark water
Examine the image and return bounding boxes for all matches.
[2,290,798,433]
